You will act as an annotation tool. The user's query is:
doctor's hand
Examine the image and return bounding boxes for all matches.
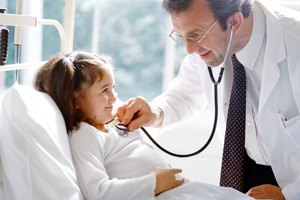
[116,97,163,131]
[246,184,285,200]
[154,168,184,196]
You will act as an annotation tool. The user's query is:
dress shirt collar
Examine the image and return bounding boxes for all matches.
[236,3,265,71]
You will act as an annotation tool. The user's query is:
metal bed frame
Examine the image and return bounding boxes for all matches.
[0,0,76,72]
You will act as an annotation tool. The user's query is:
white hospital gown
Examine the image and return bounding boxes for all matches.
[69,122,253,200]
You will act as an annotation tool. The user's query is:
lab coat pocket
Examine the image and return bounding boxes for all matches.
[278,112,300,146]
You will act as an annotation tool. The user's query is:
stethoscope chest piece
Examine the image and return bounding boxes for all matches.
[115,123,128,136]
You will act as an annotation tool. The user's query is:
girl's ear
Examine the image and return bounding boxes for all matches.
[74,92,81,109]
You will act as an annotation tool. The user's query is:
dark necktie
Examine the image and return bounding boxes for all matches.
[220,54,247,192]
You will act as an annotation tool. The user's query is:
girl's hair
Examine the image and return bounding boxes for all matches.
[34,51,113,132]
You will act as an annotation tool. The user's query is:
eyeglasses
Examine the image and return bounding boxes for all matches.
[169,18,218,46]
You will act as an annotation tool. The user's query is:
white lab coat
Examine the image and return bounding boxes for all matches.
[153,2,300,200]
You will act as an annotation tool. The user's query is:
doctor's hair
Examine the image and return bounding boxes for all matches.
[34,51,114,132]
[162,0,254,31]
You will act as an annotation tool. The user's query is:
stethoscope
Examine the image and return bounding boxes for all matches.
[116,25,234,158]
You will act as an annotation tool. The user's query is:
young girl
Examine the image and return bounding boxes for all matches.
[34,51,183,199]
[34,51,252,200]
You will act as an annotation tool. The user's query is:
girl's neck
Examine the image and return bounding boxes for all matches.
[96,124,107,132]
[84,119,108,132]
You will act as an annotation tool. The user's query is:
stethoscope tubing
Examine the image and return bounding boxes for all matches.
[140,76,220,157]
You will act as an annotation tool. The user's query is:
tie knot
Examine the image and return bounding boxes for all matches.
[231,54,241,67]
[231,54,245,79]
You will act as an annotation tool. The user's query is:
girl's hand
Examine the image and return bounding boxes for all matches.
[154,168,184,196]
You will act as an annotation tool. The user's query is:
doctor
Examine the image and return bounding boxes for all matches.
[117,0,300,199]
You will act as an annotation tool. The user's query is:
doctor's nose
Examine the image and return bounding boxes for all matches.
[185,41,199,54]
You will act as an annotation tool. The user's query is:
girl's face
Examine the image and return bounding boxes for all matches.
[75,68,117,128]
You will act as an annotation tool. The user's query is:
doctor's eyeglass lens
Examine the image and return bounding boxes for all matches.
[169,18,218,46]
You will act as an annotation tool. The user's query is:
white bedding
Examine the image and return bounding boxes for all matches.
[0,84,253,199]
[0,84,83,200]
[157,181,253,200]
[70,122,253,200]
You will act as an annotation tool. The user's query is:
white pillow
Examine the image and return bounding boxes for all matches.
[0,83,83,200]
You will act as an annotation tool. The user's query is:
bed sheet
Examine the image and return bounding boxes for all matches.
[157,181,254,200]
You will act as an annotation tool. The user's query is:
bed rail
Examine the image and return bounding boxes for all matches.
[0,0,76,72]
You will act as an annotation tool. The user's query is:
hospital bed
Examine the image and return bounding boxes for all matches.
[1,0,283,199]
[0,0,85,199]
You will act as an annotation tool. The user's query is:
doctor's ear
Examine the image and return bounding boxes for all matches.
[227,12,244,32]
[230,21,234,30]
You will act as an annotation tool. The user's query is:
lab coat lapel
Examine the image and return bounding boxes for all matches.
[258,57,280,115]
[257,3,286,115]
